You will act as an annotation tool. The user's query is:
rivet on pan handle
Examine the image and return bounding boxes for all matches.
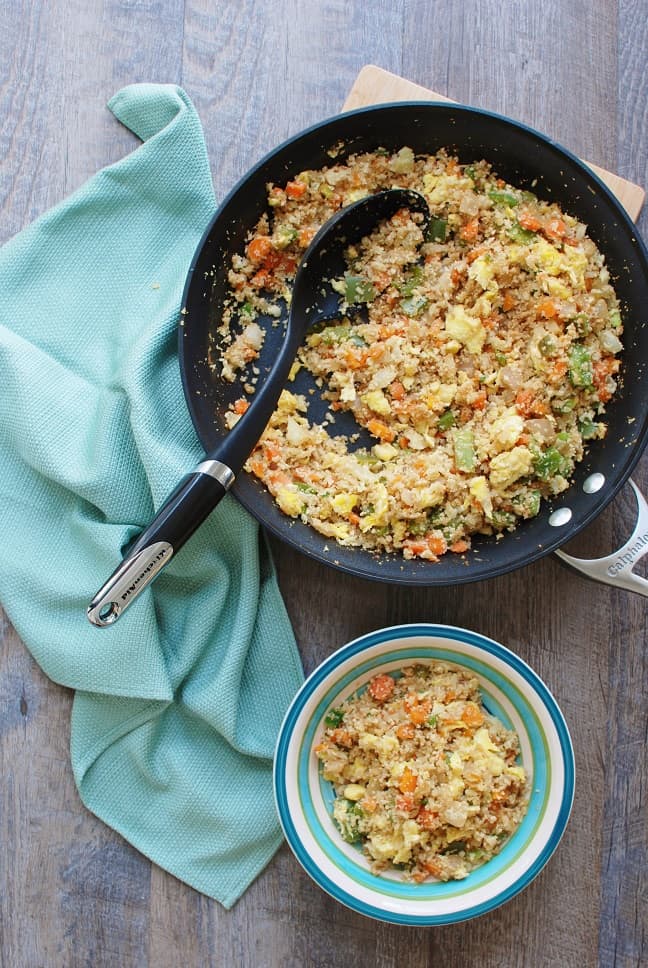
[554,479,648,597]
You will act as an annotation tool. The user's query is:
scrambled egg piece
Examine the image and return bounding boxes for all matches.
[359,483,390,532]
[469,476,493,518]
[445,305,486,354]
[425,381,458,411]
[332,492,359,514]
[468,254,498,291]
[489,409,525,454]
[489,446,533,490]
[373,443,399,461]
[276,488,304,517]
[358,731,399,755]
[362,389,391,415]
[277,389,305,413]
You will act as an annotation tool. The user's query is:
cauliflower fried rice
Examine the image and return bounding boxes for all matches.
[221,147,624,560]
[314,662,528,882]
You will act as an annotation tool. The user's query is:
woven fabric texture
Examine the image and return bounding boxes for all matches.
[0,84,303,907]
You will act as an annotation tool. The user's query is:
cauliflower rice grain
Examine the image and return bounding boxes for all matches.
[315,662,529,882]
[220,148,624,560]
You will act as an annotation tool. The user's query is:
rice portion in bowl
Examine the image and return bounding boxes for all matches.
[221,147,624,560]
[314,662,528,882]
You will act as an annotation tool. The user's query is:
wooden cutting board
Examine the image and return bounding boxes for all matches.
[343,65,645,222]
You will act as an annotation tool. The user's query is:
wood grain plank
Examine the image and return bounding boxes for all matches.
[0,0,182,965]
[181,0,407,204]
[598,3,648,964]
[1,1,647,966]
[343,65,645,220]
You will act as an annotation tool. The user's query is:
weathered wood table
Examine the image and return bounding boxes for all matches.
[1,2,646,966]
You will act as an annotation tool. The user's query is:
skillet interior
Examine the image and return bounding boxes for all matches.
[179,102,648,585]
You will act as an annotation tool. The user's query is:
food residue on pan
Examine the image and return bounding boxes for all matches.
[217,147,624,561]
[314,662,529,882]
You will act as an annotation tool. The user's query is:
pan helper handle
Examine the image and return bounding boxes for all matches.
[555,479,648,597]
[87,460,235,627]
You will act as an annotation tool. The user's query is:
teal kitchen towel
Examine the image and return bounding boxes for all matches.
[0,84,303,907]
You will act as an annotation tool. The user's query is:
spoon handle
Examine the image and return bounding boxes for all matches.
[87,321,300,627]
[86,460,234,627]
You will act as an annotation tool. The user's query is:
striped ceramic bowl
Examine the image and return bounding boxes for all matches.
[273,624,575,925]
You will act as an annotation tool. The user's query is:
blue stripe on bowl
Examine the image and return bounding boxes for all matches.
[273,624,575,926]
[300,646,549,900]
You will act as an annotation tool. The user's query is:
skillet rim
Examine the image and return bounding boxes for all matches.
[178,100,648,586]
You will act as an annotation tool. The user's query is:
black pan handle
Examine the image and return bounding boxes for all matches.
[86,460,234,627]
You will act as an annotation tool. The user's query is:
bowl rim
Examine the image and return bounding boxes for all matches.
[273,623,575,925]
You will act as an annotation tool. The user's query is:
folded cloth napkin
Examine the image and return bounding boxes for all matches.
[0,84,303,907]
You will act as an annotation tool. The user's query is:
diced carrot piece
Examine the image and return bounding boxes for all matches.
[389,380,406,401]
[423,858,445,877]
[417,807,439,830]
[515,389,535,416]
[396,722,416,741]
[460,217,479,242]
[544,217,566,241]
[472,389,487,410]
[263,443,280,462]
[515,389,548,416]
[279,255,297,274]
[286,180,307,199]
[593,359,616,402]
[233,398,249,415]
[249,461,266,479]
[409,697,432,725]
[247,236,275,264]
[361,796,377,813]
[395,794,417,812]
[451,266,465,286]
[344,347,369,370]
[502,290,516,311]
[368,673,395,702]
[348,511,361,527]
[466,245,487,264]
[399,766,418,794]
[460,702,485,728]
[298,227,316,247]
[404,539,427,556]
[252,269,274,288]
[329,728,354,748]
[267,470,290,487]
[366,418,396,443]
[427,535,447,557]
[391,207,412,225]
[537,297,561,320]
[518,212,543,232]
[450,539,469,553]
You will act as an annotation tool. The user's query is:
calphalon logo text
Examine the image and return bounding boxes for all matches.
[120,548,171,601]
[607,532,648,576]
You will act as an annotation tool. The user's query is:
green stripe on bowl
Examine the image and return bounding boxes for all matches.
[297,645,550,900]
[274,624,574,924]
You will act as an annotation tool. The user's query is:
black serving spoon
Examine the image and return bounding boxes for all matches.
[87,188,430,626]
